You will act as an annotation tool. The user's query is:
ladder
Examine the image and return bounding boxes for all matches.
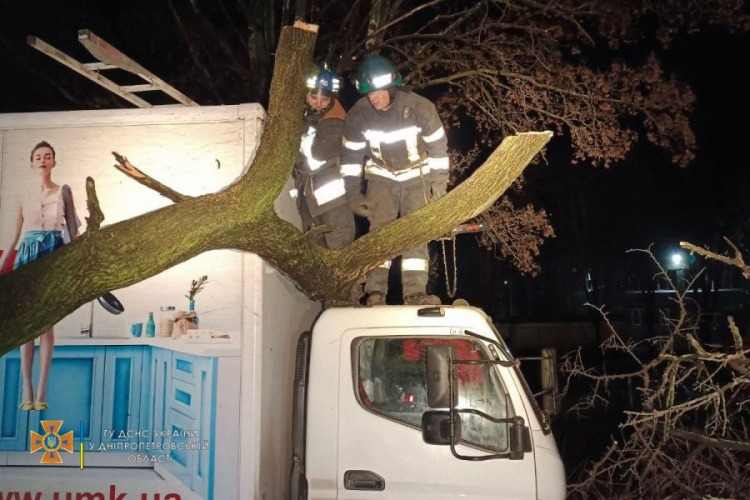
[27,29,198,108]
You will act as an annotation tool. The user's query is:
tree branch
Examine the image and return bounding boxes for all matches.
[85,177,105,231]
[671,428,750,453]
[681,238,750,279]
[112,152,191,203]
[367,0,445,41]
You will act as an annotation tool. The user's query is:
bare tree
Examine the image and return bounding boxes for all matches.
[322,0,748,165]
[561,241,750,499]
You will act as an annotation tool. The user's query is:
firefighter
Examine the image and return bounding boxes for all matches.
[293,63,355,250]
[341,55,449,306]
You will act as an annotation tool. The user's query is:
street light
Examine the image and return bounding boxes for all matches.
[668,251,688,291]
[671,253,683,267]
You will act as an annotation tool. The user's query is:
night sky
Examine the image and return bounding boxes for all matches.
[1,2,749,316]
[0,2,206,111]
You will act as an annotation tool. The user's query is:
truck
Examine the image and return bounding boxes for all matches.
[0,104,564,499]
[291,305,565,499]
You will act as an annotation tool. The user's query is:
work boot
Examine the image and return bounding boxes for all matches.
[323,282,367,309]
[366,292,386,306]
[404,293,442,306]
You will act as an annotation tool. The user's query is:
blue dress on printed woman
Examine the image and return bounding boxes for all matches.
[13,183,76,269]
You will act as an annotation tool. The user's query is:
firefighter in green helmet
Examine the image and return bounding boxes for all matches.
[341,55,449,306]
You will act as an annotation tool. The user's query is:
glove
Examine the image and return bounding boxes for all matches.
[430,181,448,202]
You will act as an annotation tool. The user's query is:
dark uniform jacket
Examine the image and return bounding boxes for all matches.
[340,88,449,190]
[294,98,347,218]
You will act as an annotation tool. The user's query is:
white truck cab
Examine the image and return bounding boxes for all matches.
[291,305,566,499]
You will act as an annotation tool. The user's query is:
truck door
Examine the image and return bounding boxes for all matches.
[336,331,537,499]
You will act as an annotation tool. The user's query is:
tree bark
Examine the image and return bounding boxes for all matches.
[0,22,551,356]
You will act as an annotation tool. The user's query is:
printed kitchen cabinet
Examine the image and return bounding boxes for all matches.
[0,346,107,452]
[148,346,173,451]
[100,346,146,448]
[0,349,26,450]
[0,345,148,452]
[161,352,217,499]
[1,341,236,499]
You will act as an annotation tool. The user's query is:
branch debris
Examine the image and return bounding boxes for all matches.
[563,242,750,499]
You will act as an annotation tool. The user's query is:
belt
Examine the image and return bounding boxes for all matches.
[365,154,429,182]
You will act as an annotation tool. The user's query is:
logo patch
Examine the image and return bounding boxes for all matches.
[403,106,412,119]
[30,420,74,464]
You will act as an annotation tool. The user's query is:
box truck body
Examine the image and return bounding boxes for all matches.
[0,105,564,499]
[0,104,320,500]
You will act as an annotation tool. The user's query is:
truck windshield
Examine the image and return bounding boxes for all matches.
[356,336,510,452]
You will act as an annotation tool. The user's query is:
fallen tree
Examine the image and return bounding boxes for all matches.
[0,22,551,355]
[562,241,750,499]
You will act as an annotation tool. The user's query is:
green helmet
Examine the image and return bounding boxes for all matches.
[355,55,402,94]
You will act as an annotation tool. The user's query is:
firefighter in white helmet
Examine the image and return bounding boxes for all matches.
[341,55,449,306]
[293,63,355,250]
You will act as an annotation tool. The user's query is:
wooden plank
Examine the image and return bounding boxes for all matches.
[78,30,198,107]
[121,84,160,92]
[82,62,118,71]
[27,36,152,108]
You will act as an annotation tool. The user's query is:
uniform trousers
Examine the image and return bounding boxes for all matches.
[364,178,430,297]
[299,195,356,250]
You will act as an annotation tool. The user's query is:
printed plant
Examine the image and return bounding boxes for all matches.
[185,275,209,301]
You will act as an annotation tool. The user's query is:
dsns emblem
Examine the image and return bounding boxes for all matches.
[403,106,412,119]
[30,420,74,464]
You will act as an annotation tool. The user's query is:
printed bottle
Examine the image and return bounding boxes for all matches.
[146,312,156,337]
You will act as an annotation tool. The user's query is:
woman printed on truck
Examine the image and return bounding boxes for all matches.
[0,140,80,411]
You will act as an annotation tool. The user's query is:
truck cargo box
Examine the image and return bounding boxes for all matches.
[0,104,321,499]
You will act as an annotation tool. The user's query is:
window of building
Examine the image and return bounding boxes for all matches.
[657,277,672,292]
[624,276,642,292]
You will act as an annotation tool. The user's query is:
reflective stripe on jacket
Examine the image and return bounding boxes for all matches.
[293,99,347,217]
[341,89,449,185]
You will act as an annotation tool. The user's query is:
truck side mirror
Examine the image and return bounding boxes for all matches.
[421,410,461,445]
[509,417,532,460]
[426,345,456,408]
[540,348,558,415]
